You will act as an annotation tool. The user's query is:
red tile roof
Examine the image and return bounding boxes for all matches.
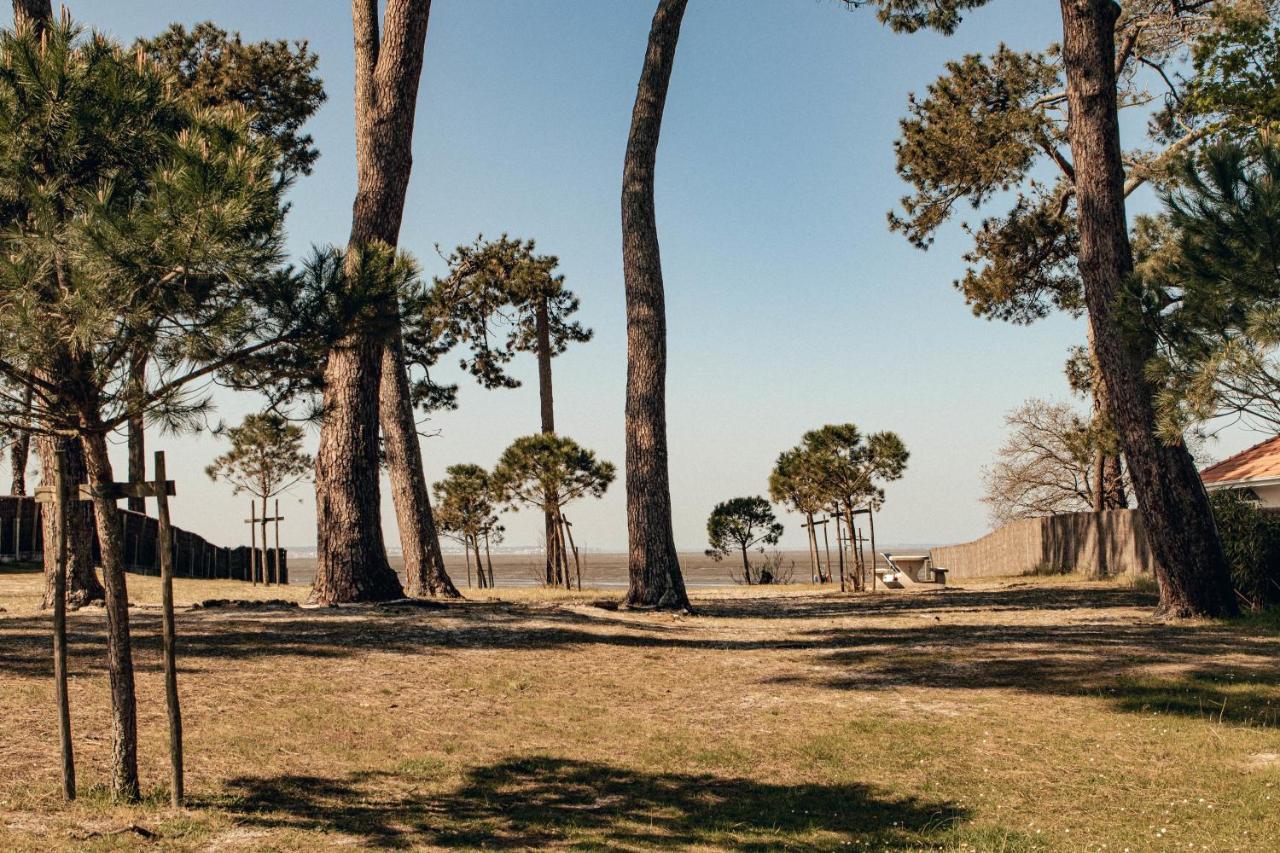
[1200,435,1280,485]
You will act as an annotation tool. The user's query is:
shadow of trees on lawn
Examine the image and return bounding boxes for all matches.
[216,756,970,850]
[3,584,1278,727]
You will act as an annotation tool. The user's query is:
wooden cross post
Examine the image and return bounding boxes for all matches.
[848,507,878,592]
[150,451,184,806]
[245,503,285,585]
[562,517,581,590]
[832,506,847,592]
[248,502,257,586]
[36,448,75,800]
[801,515,830,583]
[274,499,282,586]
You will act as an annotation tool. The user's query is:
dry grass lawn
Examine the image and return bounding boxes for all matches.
[1,565,1279,850]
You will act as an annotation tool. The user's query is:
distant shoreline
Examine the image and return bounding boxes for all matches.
[284,548,935,589]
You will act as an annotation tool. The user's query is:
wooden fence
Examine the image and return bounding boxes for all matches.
[0,495,286,583]
[929,509,1158,580]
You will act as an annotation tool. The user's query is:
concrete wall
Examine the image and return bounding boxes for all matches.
[929,510,1158,579]
[0,495,286,583]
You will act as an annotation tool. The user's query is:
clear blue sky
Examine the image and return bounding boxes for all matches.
[7,1,1256,553]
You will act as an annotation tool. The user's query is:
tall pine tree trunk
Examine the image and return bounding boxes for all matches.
[312,0,432,604]
[536,293,562,587]
[126,348,146,514]
[621,0,691,611]
[382,330,459,598]
[1059,0,1235,618]
[81,427,140,802]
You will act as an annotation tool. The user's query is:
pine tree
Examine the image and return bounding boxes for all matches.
[0,18,328,800]
[705,497,784,585]
[491,434,615,589]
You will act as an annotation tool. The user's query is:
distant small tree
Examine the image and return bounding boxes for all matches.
[491,434,615,589]
[799,424,909,591]
[432,464,500,589]
[705,496,784,585]
[206,413,313,574]
[770,447,831,582]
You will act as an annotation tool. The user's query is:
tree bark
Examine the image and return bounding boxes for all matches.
[1059,0,1235,618]
[38,434,102,608]
[621,0,691,611]
[313,335,403,603]
[382,331,460,598]
[740,544,752,585]
[9,429,28,495]
[126,349,146,514]
[313,0,432,604]
[81,428,140,802]
[535,293,564,588]
[9,385,31,495]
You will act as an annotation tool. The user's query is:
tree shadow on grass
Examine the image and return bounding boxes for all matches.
[215,756,973,850]
[769,620,1280,727]
[4,586,1278,727]
[688,584,1155,620]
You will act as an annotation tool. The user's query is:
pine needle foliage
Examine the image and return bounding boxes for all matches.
[490,433,615,516]
[205,412,312,502]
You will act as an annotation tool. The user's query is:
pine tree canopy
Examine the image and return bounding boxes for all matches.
[205,412,312,500]
[137,21,326,181]
[0,20,360,438]
[705,496,784,561]
[884,1,1279,324]
[798,424,909,511]
[432,463,502,544]
[490,433,615,514]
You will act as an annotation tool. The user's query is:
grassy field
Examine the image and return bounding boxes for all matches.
[1,565,1278,851]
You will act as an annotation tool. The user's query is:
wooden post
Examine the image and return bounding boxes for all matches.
[464,539,472,588]
[483,531,495,589]
[153,452,184,806]
[868,509,878,592]
[273,499,281,586]
[562,516,581,591]
[248,501,257,586]
[833,506,846,592]
[51,448,75,800]
[821,515,833,584]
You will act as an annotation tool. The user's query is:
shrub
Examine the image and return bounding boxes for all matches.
[1208,491,1280,612]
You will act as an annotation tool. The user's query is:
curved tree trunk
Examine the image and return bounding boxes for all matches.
[621,0,691,611]
[382,328,459,598]
[81,428,140,802]
[1059,0,1235,618]
[313,0,432,604]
